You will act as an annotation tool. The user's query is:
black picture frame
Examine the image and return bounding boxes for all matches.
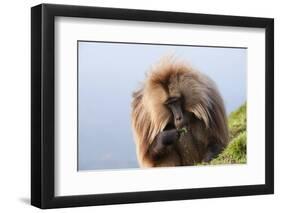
[31,3,274,209]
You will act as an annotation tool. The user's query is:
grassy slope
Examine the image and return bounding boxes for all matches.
[210,103,247,165]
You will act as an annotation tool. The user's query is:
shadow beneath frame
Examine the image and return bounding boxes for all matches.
[19,197,30,205]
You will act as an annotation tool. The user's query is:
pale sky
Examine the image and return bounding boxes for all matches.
[78,41,247,171]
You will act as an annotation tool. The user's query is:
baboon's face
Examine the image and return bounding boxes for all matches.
[164,96,188,130]
[163,78,189,130]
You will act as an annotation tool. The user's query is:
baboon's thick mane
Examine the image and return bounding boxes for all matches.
[131,60,229,167]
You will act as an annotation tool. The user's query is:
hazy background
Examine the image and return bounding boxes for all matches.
[78,41,247,171]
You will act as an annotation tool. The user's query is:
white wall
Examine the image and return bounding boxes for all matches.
[0,0,279,212]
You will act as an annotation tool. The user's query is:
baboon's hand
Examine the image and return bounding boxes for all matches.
[150,129,179,159]
[157,129,179,146]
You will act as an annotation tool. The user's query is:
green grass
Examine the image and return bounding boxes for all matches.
[210,103,247,165]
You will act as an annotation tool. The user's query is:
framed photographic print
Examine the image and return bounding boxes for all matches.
[31,3,274,209]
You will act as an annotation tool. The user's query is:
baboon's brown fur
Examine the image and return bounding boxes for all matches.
[131,59,229,167]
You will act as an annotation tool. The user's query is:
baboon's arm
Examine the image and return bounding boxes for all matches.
[147,129,179,160]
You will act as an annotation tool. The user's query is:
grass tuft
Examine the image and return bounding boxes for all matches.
[210,103,247,165]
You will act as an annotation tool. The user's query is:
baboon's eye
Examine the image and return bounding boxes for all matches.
[164,97,180,105]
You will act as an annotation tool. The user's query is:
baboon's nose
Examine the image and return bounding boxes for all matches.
[175,117,184,129]
[175,115,182,121]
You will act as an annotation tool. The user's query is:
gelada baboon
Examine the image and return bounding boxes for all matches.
[131,59,229,168]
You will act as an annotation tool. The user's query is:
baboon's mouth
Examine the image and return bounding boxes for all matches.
[164,122,188,131]
[163,122,176,131]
